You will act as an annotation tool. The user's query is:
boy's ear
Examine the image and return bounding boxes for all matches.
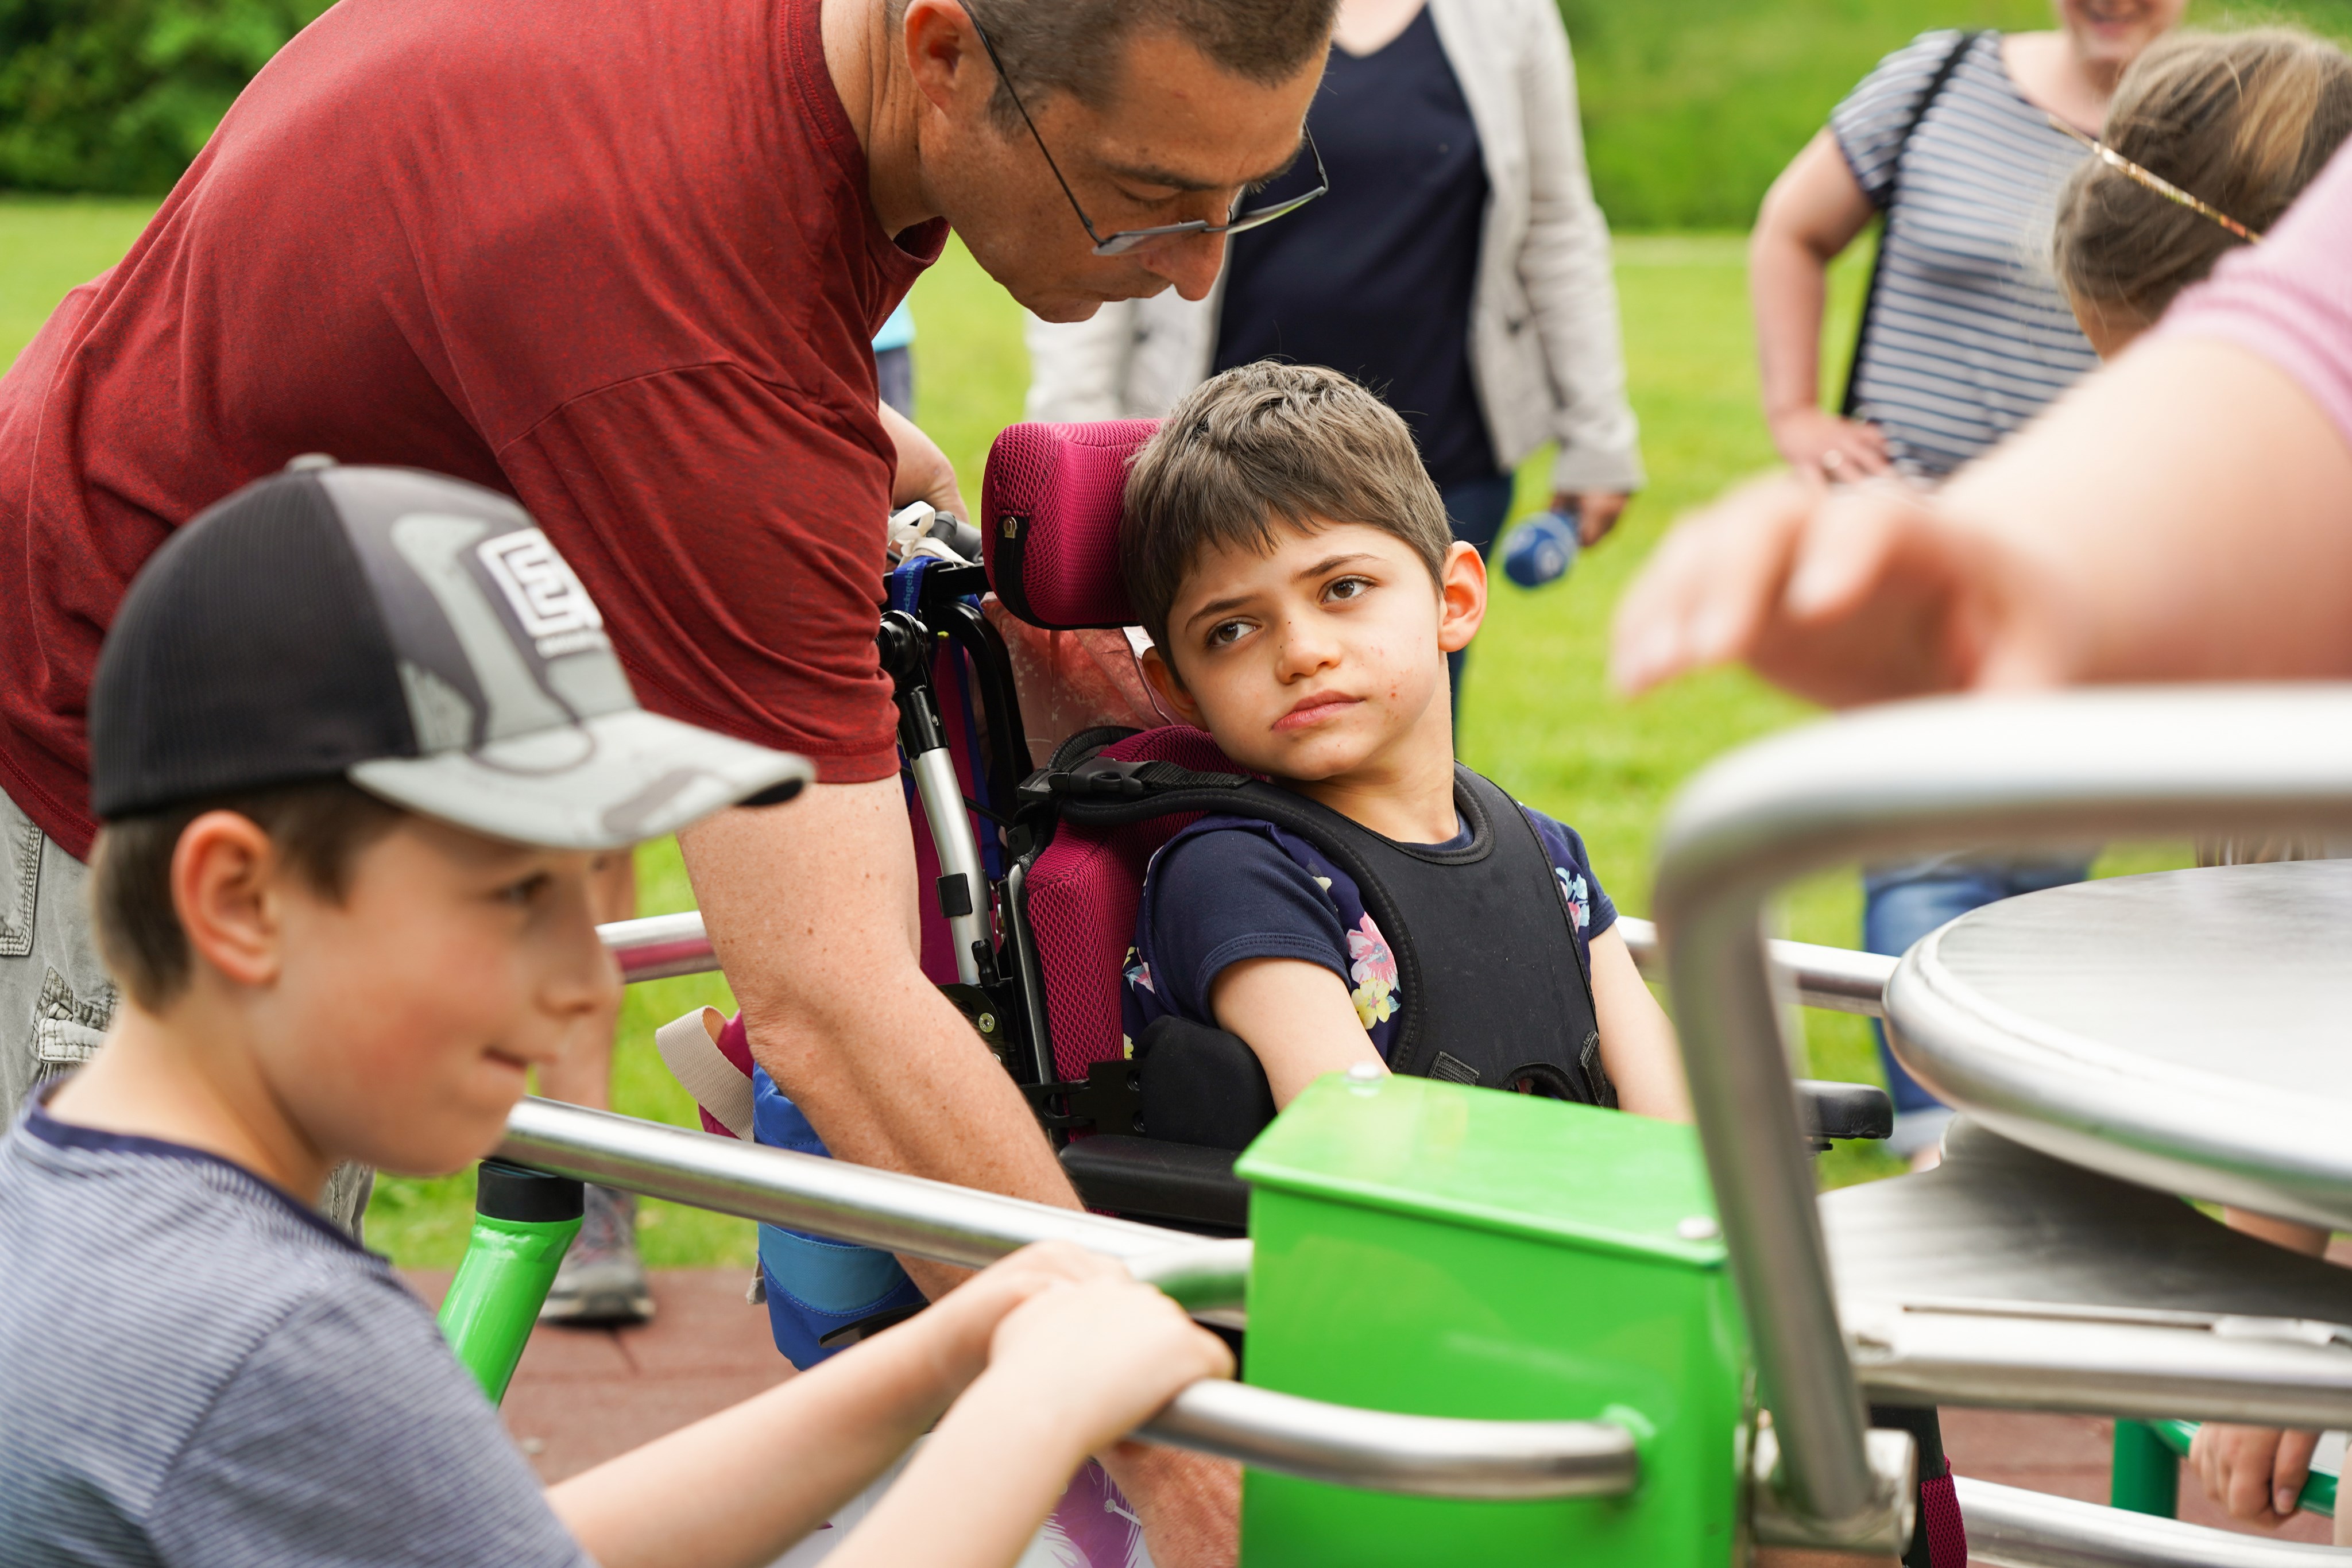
[1139,644,1204,727]
[1436,540,1488,656]
[172,812,286,989]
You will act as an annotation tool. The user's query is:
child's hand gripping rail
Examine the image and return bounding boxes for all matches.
[490,1095,1641,1503]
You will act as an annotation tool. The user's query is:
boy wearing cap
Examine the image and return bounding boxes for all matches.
[0,465,1228,1567]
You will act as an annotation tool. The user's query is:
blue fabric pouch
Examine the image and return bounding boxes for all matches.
[751,1068,927,1368]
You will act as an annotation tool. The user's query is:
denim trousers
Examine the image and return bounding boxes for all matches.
[1863,858,2087,1154]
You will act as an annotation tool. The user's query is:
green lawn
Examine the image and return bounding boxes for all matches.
[0,204,2187,1258]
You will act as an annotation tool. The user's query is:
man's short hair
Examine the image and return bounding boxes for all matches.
[90,780,404,1011]
[1121,362,1453,659]
[916,0,1339,133]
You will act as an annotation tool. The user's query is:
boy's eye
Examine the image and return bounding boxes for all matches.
[1324,575,1373,603]
[1205,618,1252,649]
[497,872,552,908]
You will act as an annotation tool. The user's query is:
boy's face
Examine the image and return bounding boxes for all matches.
[253,818,621,1176]
[1143,519,1486,784]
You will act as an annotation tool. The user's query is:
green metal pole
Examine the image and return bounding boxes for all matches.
[438,1161,584,1404]
[2111,1419,2180,1516]
[2139,1419,2336,1519]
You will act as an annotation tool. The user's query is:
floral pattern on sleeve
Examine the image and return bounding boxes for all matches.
[1347,914,1399,1029]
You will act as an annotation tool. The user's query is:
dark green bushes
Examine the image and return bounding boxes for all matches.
[0,0,330,193]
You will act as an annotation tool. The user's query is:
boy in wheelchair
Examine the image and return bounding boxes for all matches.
[1112,362,1688,1128]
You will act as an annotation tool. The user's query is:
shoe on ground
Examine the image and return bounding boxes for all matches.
[540,1184,655,1326]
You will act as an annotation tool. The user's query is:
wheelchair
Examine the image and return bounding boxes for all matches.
[447,422,2352,1566]
[844,418,1895,1236]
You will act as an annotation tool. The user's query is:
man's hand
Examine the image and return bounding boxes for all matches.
[880,400,968,518]
[1558,489,1634,547]
[1608,473,2071,706]
[2191,1423,2321,1528]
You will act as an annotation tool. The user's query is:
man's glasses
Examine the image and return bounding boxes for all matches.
[965,10,1329,257]
[2048,115,2265,246]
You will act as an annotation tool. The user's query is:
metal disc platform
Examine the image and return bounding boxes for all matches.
[1887,860,2352,1232]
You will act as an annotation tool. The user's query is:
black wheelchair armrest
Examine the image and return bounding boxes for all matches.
[1060,1135,1251,1230]
[1795,1078,1894,1142]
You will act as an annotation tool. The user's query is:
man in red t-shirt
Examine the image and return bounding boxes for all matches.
[0,0,1332,1557]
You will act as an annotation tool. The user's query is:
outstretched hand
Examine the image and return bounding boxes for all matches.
[1608,473,2076,707]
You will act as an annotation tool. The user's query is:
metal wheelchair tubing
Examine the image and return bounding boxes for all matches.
[494,1097,1639,1500]
[1651,684,2352,1542]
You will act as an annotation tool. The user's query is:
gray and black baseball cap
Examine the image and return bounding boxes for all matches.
[90,463,811,847]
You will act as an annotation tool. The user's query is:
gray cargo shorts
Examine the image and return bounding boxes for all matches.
[0,781,371,1234]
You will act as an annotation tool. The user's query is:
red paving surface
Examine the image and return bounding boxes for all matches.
[409,1269,2341,1550]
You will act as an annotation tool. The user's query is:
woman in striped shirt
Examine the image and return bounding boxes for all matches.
[1747,2,2183,1165]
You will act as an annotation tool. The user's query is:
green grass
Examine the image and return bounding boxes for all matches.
[1565,0,2352,227]
[1,211,2191,1252]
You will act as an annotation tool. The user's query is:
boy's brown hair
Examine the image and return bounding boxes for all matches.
[1120,362,1453,657]
[89,780,404,1010]
[2055,29,2352,328]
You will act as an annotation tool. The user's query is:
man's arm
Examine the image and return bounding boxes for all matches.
[680,782,1243,1568]
[680,779,1080,1263]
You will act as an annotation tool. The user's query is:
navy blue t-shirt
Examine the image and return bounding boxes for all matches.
[1211,8,1497,489]
[1123,803,1616,1058]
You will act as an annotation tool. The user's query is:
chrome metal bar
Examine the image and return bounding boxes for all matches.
[1617,915,1892,1017]
[1958,1476,2352,1566]
[602,908,1904,1015]
[1651,686,2352,1541]
[494,1098,1637,1500]
[910,745,991,985]
[1847,1299,2352,1427]
[600,911,718,982]
[1138,1380,1637,1500]
[497,1096,1199,1275]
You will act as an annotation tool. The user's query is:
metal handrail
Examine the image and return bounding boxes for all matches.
[605,898,1901,1017]
[494,1098,1639,1500]
[1616,915,1892,1016]
[1957,1476,2352,1566]
[1651,684,2352,1543]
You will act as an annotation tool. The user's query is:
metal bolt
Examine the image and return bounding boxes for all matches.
[1345,1062,1383,1083]
[976,1013,996,1034]
[1676,1215,1721,1242]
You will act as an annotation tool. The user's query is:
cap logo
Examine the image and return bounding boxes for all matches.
[478,529,607,658]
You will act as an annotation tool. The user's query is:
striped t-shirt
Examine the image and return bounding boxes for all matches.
[1833,31,2101,479]
[0,1094,590,1567]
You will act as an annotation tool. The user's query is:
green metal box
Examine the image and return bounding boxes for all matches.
[1236,1073,1750,1566]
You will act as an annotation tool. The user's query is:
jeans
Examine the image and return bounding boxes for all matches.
[1440,471,1517,706]
[1863,858,2088,1155]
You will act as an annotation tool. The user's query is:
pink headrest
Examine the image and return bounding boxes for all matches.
[982,420,1159,630]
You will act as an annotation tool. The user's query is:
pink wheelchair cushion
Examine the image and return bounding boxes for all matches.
[1023,725,1241,1083]
[982,420,1159,630]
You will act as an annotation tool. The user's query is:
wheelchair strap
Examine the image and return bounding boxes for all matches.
[1036,755,1611,1105]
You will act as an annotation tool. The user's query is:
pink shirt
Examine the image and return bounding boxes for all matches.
[2158,141,2352,450]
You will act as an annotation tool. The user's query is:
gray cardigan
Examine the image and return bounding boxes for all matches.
[1021,0,1642,495]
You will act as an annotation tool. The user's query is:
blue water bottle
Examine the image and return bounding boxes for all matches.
[1501,506,1581,589]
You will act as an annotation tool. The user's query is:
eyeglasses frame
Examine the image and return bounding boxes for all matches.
[962,7,1330,258]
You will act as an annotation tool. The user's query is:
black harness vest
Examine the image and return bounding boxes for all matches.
[1043,752,1612,1136]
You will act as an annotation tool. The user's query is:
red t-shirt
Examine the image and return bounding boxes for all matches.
[0,0,938,858]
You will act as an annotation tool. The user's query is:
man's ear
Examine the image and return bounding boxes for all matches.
[1436,540,1488,655]
[171,812,285,989]
[902,0,992,119]
[1139,644,1205,727]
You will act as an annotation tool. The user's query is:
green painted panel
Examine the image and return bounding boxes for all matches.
[1238,1075,1750,1566]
